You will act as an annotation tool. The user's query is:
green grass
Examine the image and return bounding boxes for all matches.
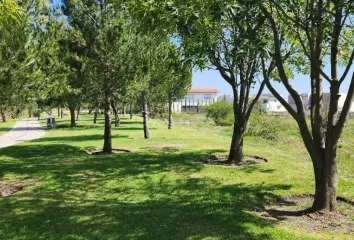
[0,119,16,136]
[0,114,354,239]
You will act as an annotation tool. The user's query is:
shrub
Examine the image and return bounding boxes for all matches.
[246,113,281,140]
[204,101,233,126]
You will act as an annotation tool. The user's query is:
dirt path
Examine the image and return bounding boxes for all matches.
[0,118,45,149]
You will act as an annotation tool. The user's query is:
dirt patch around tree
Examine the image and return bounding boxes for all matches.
[202,154,268,166]
[259,194,354,234]
[86,149,131,155]
[0,178,41,197]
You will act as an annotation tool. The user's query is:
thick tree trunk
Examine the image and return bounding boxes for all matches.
[168,95,173,130]
[228,123,245,165]
[103,93,112,154]
[1,111,7,122]
[69,107,76,127]
[94,111,98,124]
[142,91,150,139]
[130,103,133,119]
[311,143,338,211]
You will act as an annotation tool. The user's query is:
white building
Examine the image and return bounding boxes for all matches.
[172,88,220,113]
[288,93,354,113]
[259,94,287,113]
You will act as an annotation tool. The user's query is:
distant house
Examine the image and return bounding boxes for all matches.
[259,94,287,113]
[172,88,220,113]
[184,88,220,102]
[288,93,354,113]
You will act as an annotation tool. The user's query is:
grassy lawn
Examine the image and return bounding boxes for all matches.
[0,119,16,136]
[0,113,354,239]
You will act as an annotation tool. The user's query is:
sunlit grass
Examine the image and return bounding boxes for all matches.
[0,113,353,239]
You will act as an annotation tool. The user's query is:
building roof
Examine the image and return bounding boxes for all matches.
[188,88,220,93]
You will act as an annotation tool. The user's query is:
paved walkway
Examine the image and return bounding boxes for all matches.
[0,118,45,149]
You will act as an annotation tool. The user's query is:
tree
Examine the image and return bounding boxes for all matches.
[0,0,51,122]
[260,0,354,212]
[62,0,137,153]
[139,0,272,164]
[163,46,192,130]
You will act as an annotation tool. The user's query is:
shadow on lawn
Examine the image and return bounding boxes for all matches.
[0,144,292,239]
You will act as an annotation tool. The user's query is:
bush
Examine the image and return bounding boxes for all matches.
[204,101,233,126]
[246,113,281,140]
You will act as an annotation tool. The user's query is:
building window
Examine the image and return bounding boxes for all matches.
[204,94,211,100]
[263,100,268,104]
[186,94,194,100]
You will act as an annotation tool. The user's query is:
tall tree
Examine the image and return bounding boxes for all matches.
[62,0,136,153]
[139,0,272,164]
[260,0,354,212]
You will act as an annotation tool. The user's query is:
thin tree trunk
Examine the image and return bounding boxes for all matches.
[61,107,63,119]
[111,101,120,127]
[94,111,98,124]
[103,92,112,154]
[130,103,133,120]
[123,105,125,117]
[76,105,81,121]
[0,110,7,122]
[88,107,93,114]
[69,107,76,127]
[58,108,60,118]
[142,90,150,139]
[168,95,173,129]
[29,109,32,118]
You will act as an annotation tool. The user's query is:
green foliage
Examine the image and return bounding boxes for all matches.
[204,101,233,126]
[246,114,281,140]
[252,101,267,114]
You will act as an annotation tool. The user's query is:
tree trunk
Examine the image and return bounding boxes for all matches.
[61,106,63,119]
[123,105,126,117]
[88,107,93,114]
[58,108,60,118]
[69,107,76,127]
[228,123,245,165]
[130,103,133,119]
[111,101,120,127]
[142,91,150,139]
[29,109,32,118]
[103,92,112,154]
[76,105,81,121]
[94,111,98,124]
[311,143,338,211]
[168,95,173,130]
[1,111,7,122]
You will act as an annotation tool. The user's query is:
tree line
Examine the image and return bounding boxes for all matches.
[1,0,354,213]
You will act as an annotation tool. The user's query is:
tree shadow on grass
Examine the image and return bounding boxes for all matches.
[0,144,294,239]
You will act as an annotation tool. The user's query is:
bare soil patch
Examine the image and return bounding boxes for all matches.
[202,154,268,166]
[0,178,40,197]
[86,149,131,155]
[261,194,354,234]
